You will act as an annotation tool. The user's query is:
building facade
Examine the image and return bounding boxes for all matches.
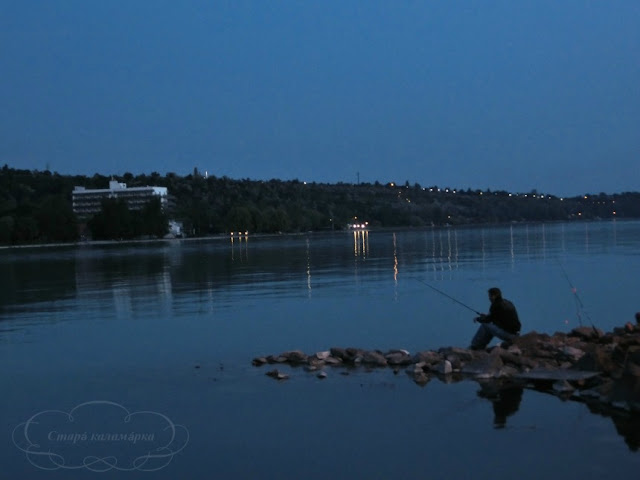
[72,180,168,219]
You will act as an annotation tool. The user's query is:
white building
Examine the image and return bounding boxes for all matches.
[72,180,168,218]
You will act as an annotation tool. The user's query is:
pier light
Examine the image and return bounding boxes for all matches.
[245,231,249,235]
[613,211,616,215]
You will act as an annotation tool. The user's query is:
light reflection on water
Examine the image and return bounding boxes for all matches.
[1,220,640,477]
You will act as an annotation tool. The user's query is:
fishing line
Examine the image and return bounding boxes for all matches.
[414,278,482,316]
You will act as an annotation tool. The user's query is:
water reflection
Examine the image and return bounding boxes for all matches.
[587,400,640,452]
[509,225,515,269]
[455,376,639,451]
[392,232,398,284]
[1,220,638,319]
[230,232,249,262]
[306,238,312,298]
[353,230,369,258]
[476,382,524,429]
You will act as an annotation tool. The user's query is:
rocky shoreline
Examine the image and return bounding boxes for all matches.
[253,317,640,415]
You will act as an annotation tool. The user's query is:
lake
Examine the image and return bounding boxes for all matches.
[2,220,640,479]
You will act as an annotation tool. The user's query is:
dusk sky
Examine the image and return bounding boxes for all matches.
[1,1,638,197]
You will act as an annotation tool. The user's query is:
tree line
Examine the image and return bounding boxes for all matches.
[1,164,639,245]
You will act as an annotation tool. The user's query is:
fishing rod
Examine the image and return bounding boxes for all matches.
[556,259,597,330]
[415,278,482,316]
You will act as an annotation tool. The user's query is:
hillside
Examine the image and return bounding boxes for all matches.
[1,165,639,244]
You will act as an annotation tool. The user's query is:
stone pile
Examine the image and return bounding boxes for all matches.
[253,317,640,413]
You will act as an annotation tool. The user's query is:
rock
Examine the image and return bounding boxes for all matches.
[308,358,325,368]
[438,347,474,362]
[434,360,453,375]
[497,366,519,378]
[330,347,347,360]
[386,348,410,356]
[496,349,537,369]
[625,362,640,377]
[598,334,615,345]
[330,347,366,364]
[345,347,366,363]
[553,380,575,394]
[461,353,504,378]
[265,369,289,380]
[385,351,413,366]
[569,326,604,340]
[362,350,388,367]
[512,331,546,353]
[507,345,522,356]
[573,348,619,376]
[253,320,640,409]
[516,368,600,382]
[315,351,331,360]
[413,361,428,372]
[283,350,308,364]
[252,357,268,366]
[627,346,640,364]
[324,356,343,365]
[412,350,442,365]
[266,355,288,364]
[414,373,429,385]
[561,346,586,362]
[445,355,462,370]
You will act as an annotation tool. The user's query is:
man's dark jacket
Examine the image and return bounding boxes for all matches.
[479,298,521,334]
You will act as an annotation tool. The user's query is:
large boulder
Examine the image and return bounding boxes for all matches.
[412,350,442,365]
[569,326,604,341]
[385,351,413,366]
[438,346,474,362]
[572,346,620,376]
[282,350,308,364]
[461,351,504,378]
[362,350,388,367]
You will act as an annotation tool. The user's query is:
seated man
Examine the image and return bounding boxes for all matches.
[470,287,521,350]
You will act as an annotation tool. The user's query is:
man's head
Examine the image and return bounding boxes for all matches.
[488,287,502,302]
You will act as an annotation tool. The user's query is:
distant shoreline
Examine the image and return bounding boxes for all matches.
[1,218,633,252]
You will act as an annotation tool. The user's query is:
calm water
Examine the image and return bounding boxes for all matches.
[2,221,640,478]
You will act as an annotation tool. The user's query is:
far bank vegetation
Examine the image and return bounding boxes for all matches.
[1,165,639,244]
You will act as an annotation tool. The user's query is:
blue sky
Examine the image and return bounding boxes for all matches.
[1,1,638,196]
